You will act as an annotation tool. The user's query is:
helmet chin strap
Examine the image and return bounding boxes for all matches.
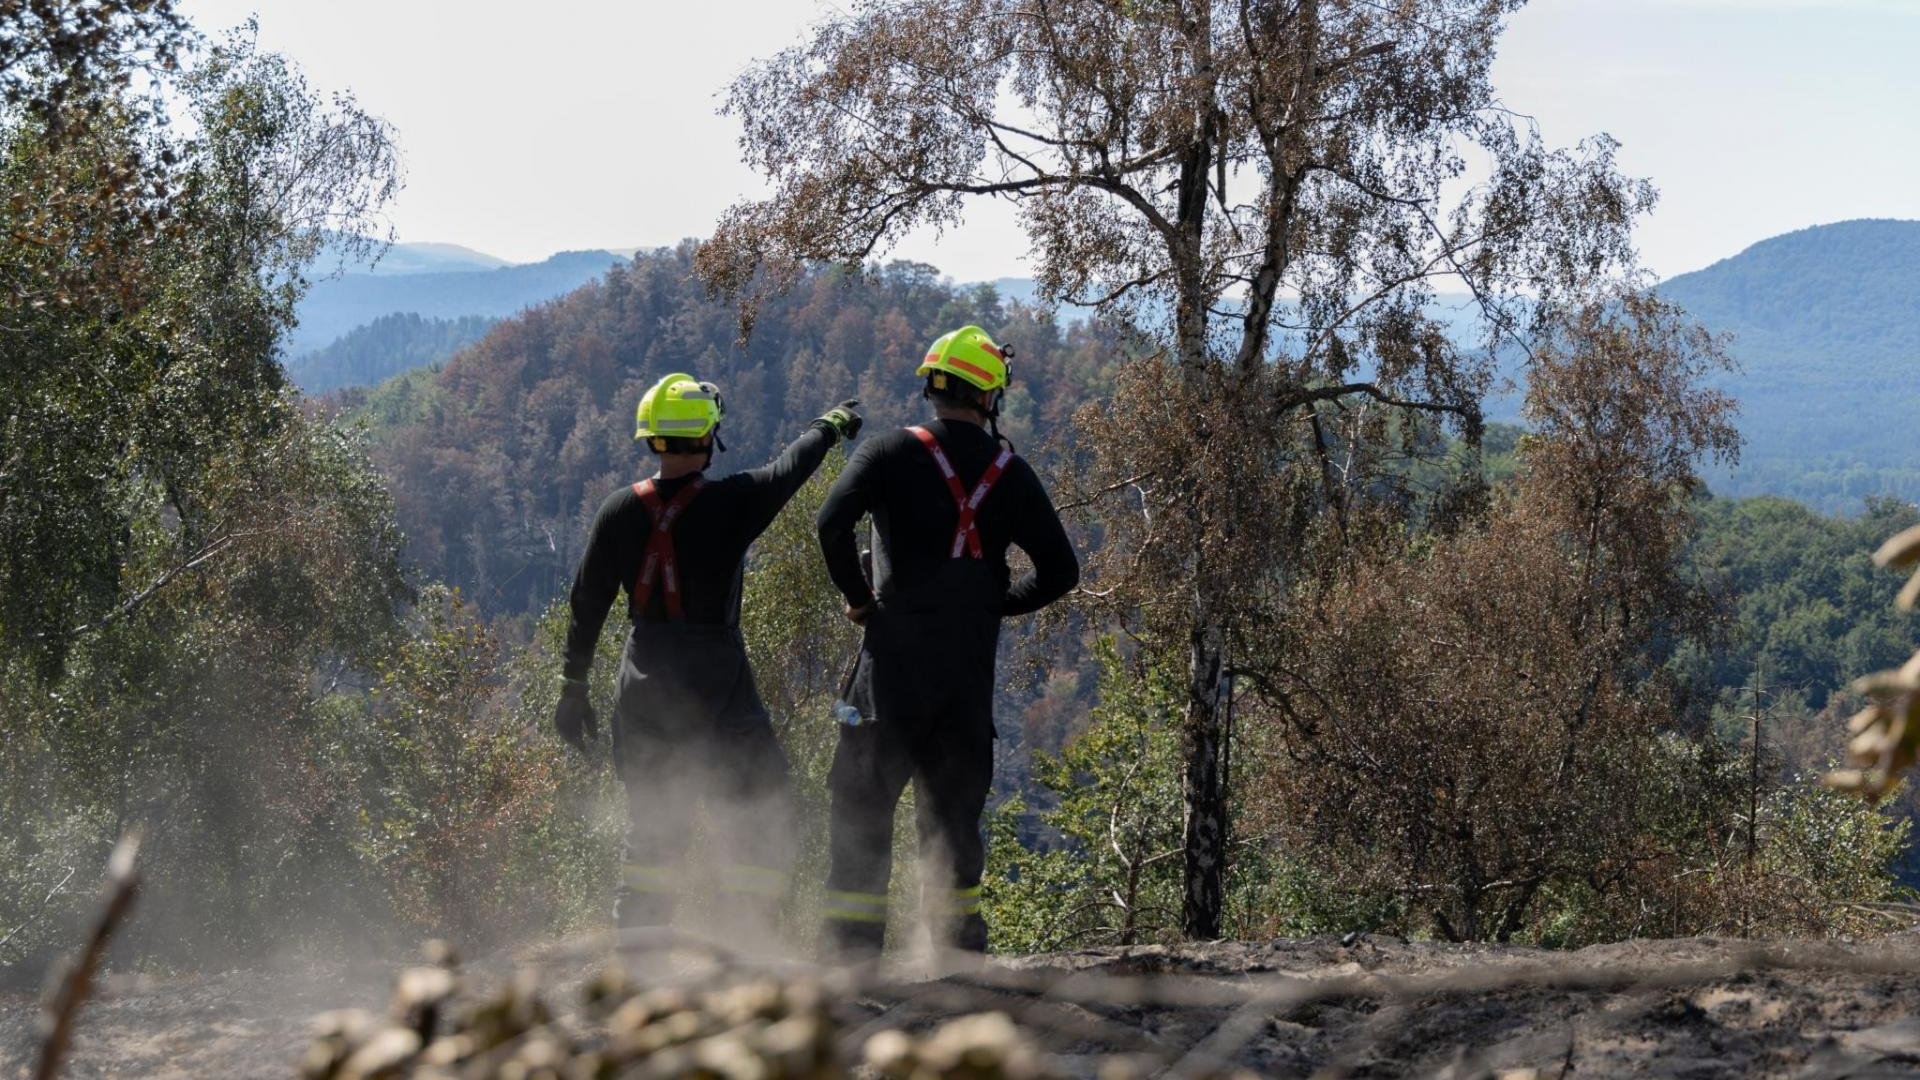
[983,389,1014,451]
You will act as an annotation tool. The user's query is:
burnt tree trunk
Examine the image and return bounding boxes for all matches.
[1181,619,1228,940]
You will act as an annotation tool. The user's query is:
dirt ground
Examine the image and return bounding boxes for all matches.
[8,933,1920,1078]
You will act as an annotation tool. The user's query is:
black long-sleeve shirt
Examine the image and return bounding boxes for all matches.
[816,419,1078,618]
[564,426,835,679]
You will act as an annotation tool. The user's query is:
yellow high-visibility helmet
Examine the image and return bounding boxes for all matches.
[916,325,1010,393]
[634,372,724,445]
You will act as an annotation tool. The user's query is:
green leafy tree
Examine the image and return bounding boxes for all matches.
[1682,495,1920,721]
[0,27,406,963]
[985,638,1185,950]
[1,24,397,676]
[1,409,411,962]
[986,637,1392,952]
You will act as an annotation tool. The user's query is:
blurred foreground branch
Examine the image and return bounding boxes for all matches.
[33,831,142,1080]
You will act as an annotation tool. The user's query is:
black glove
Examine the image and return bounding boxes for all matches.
[813,399,863,442]
[554,680,598,752]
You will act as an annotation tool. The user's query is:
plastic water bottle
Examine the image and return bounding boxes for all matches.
[831,699,865,727]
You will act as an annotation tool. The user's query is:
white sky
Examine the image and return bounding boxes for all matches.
[176,0,1920,282]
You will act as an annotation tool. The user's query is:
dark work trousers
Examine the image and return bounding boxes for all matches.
[612,623,793,930]
[822,580,1001,956]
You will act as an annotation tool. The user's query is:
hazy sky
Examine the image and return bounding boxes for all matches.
[175,0,1920,282]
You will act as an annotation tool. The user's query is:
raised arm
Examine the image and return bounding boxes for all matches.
[735,402,862,539]
[732,426,833,535]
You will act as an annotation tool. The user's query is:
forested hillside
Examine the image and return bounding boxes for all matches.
[1660,220,1920,510]
[313,217,1920,513]
[292,312,498,392]
[1686,494,1920,719]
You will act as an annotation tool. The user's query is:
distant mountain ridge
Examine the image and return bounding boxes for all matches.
[1660,219,1920,350]
[1656,219,1920,510]
[288,249,627,359]
[358,241,511,275]
[314,237,511,276]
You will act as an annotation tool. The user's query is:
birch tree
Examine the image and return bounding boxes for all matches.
[700,0,1652,938]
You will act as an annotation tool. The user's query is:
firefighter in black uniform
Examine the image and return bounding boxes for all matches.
[815,326,1079,957]
[556,372,861,934]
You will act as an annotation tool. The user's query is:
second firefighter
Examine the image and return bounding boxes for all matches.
[815,325,1079,957]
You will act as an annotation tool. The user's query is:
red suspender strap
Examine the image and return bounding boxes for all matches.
[965,448,1014,557]
[907,425,1014,559]
[630,474,706,619]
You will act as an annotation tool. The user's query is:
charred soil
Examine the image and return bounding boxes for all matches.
[7,934,1920,1078]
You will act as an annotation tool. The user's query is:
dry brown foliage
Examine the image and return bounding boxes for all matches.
[1246,501,1675,940]
[1235,290,1741,941]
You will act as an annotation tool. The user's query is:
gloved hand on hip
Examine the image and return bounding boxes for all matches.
[554,679,599,752]
[813,400,863,442]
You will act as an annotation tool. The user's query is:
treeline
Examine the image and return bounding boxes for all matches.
[1707,459,1920,517]
[292,312,497,394]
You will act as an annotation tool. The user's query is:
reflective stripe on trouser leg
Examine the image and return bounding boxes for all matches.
[623,863,679,894]
[824,717,910,958]
[950,884,988,951]
[718,864,789,898]
[618,863,679,928]
[823,890,889,923]
[822,890,890,957]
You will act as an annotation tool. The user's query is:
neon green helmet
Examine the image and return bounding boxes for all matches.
[634,372,724,444]
[917,325,1010,393]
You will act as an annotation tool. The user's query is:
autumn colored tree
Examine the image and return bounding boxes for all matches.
[701,0,1652,938]
[0,1,186,126]
[1244,290,1744,940]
